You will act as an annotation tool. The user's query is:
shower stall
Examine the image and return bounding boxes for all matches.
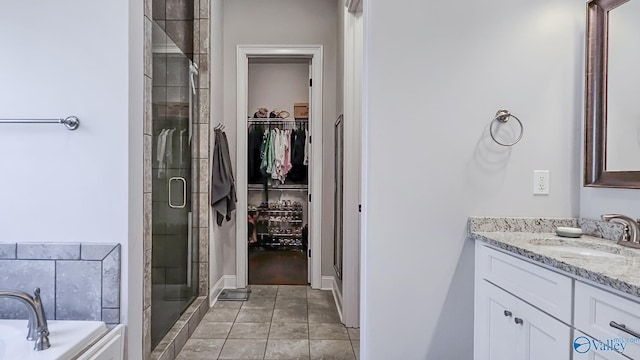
[150,21,200,348]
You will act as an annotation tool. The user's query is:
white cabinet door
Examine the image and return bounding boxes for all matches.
[516,297,571,360]
[475,280,519,360]
[476,280,571,360]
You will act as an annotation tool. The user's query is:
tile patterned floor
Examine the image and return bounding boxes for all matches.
[177,285,360,360]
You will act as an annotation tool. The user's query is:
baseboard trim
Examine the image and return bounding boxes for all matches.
[209,275,225,307]
[322,276,343,322]
[321,276,334,290]
[209,275,237,307]
[224,275,237,289]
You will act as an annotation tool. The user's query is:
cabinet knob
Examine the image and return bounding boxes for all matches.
[503,310,512,317]
[514,318,524,325]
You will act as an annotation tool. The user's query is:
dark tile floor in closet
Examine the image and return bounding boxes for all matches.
[177,285,359,360]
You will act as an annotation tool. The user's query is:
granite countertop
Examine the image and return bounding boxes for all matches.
[469,217,640,299]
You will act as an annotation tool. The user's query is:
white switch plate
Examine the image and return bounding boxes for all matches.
[533,170,550,195]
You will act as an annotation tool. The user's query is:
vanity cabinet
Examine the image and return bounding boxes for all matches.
[475,243,571,359]
[476,242,640,360]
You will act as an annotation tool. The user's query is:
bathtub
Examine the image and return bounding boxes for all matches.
[0,320,106,360]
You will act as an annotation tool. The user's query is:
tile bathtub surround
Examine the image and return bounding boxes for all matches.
[0,243,121,324]
[175,286,360,360]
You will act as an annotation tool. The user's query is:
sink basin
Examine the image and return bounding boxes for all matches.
[527,238,639,259]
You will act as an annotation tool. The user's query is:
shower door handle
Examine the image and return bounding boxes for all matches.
[168,177,187,209]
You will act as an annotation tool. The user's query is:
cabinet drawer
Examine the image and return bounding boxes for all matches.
[575,282,640,360]
[476,243,572,323]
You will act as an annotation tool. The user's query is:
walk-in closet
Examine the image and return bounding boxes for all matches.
[246,58,312,285]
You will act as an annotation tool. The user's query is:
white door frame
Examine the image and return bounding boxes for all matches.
[235,45,323,289]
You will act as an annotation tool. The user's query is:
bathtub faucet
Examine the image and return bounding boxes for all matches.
[0,288,50,351]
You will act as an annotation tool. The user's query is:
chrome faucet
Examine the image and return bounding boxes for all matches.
[602,214,640,249]
[0,288,50,351]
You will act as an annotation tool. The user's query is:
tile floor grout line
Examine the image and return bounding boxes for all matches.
[307,287,312,360]
[216,293,244,360]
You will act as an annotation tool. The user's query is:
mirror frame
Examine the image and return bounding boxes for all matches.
[585,0,640,188]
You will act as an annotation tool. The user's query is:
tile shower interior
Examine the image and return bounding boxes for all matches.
[177,285,360,360]
[0,243,121,324]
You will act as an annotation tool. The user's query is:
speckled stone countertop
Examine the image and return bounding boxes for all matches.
[469,217,640,298]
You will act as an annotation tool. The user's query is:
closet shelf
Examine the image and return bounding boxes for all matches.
[248,118,308,121]
[248,184,308,191]
[257,233,303,238]
[255,219,304,224]
[252,243,305,248]
[249,210,303,215]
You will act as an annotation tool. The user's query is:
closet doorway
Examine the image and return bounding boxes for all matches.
[236,45,323,289]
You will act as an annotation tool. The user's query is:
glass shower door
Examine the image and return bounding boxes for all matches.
[151,21,199,349]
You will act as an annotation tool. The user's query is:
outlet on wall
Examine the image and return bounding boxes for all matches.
[533,170,550,195]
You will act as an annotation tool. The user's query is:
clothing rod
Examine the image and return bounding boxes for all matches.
[0,116,80,130]
[248,119,308,122]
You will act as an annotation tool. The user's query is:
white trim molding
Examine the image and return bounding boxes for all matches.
[322,276,344,322]
[209,275,238,307]
[224,275,237,289]
[235,45,324,290]
[322,276,335,290]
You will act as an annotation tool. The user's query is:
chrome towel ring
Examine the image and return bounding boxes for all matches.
[489,109,523,146]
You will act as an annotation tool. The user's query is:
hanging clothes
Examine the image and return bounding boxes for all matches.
[211,129,237,226]
[282,130,293,177]
[248,125,265,183]
[251,122,308,184]
[288,128,308,184]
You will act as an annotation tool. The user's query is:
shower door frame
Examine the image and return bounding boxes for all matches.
[235,45,324,290]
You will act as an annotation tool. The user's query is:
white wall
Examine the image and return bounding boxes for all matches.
[362,0,583,358]
[0,1,130,244]
[0,1,144,358]
[248,61,309,116]
[219,0,338,278]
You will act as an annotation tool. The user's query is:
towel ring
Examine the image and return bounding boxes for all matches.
[489,109,523,146]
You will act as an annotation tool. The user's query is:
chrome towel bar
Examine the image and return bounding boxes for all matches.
[0,116,80,130]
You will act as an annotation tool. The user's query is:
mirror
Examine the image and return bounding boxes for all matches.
[585,0,640,188]
[334,114,344,280]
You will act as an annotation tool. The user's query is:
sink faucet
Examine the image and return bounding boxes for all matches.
[0,288,50,351]
[601,214,640,249]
